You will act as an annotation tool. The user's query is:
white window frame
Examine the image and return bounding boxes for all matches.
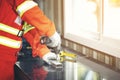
[63,0,120,58]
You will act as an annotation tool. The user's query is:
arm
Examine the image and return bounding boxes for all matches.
[13,0,60,64]
[15,0,56,37]
[23,23,50,58]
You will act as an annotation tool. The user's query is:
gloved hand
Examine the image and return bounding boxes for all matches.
[47,32,61,51]
[42,52,57,65]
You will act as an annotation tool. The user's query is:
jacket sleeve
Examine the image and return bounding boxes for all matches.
[15,0,56,37]
[23,28,50,58]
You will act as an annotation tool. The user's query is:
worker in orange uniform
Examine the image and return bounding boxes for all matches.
[0,0,61,80]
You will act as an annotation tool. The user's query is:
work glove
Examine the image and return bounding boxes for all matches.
[47,32,61,51]
[42,52,57,65]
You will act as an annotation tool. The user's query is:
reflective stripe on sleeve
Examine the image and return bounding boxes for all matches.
[23,22,35,34]
[0,36,22,48]
[24,27,35,34]
[16,0,38,17]
[0,23,20,36]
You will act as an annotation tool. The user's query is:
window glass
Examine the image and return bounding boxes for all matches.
[65,0,99,39]
[104,0,120,39]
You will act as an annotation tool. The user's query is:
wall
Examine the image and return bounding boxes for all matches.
[43,0,62,33]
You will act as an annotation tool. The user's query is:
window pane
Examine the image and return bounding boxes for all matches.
[104,0,120,39]
[65,0,99,39]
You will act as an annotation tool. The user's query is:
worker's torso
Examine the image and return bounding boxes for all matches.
[0,0,23,54]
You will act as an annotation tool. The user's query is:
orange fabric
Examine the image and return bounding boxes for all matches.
[22,6,56,37]
[0,0,23,47]
[32,42,50,58]
[0,0,52,80]
[0,53,17,80]
[0,61,15,80]
[23,28,50,58]
[23,28,37,47]
[31,30,50,58]
[0,0,24,79]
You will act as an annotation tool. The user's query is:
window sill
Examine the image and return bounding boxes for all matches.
[64,33,120,58]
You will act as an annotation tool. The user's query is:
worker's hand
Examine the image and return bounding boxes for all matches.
[42,52,57,65]
[47,32,61,51]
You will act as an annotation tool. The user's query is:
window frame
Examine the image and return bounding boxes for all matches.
[63,0,120,58]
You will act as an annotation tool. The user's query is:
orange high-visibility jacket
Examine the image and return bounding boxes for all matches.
[0,0,56,57]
